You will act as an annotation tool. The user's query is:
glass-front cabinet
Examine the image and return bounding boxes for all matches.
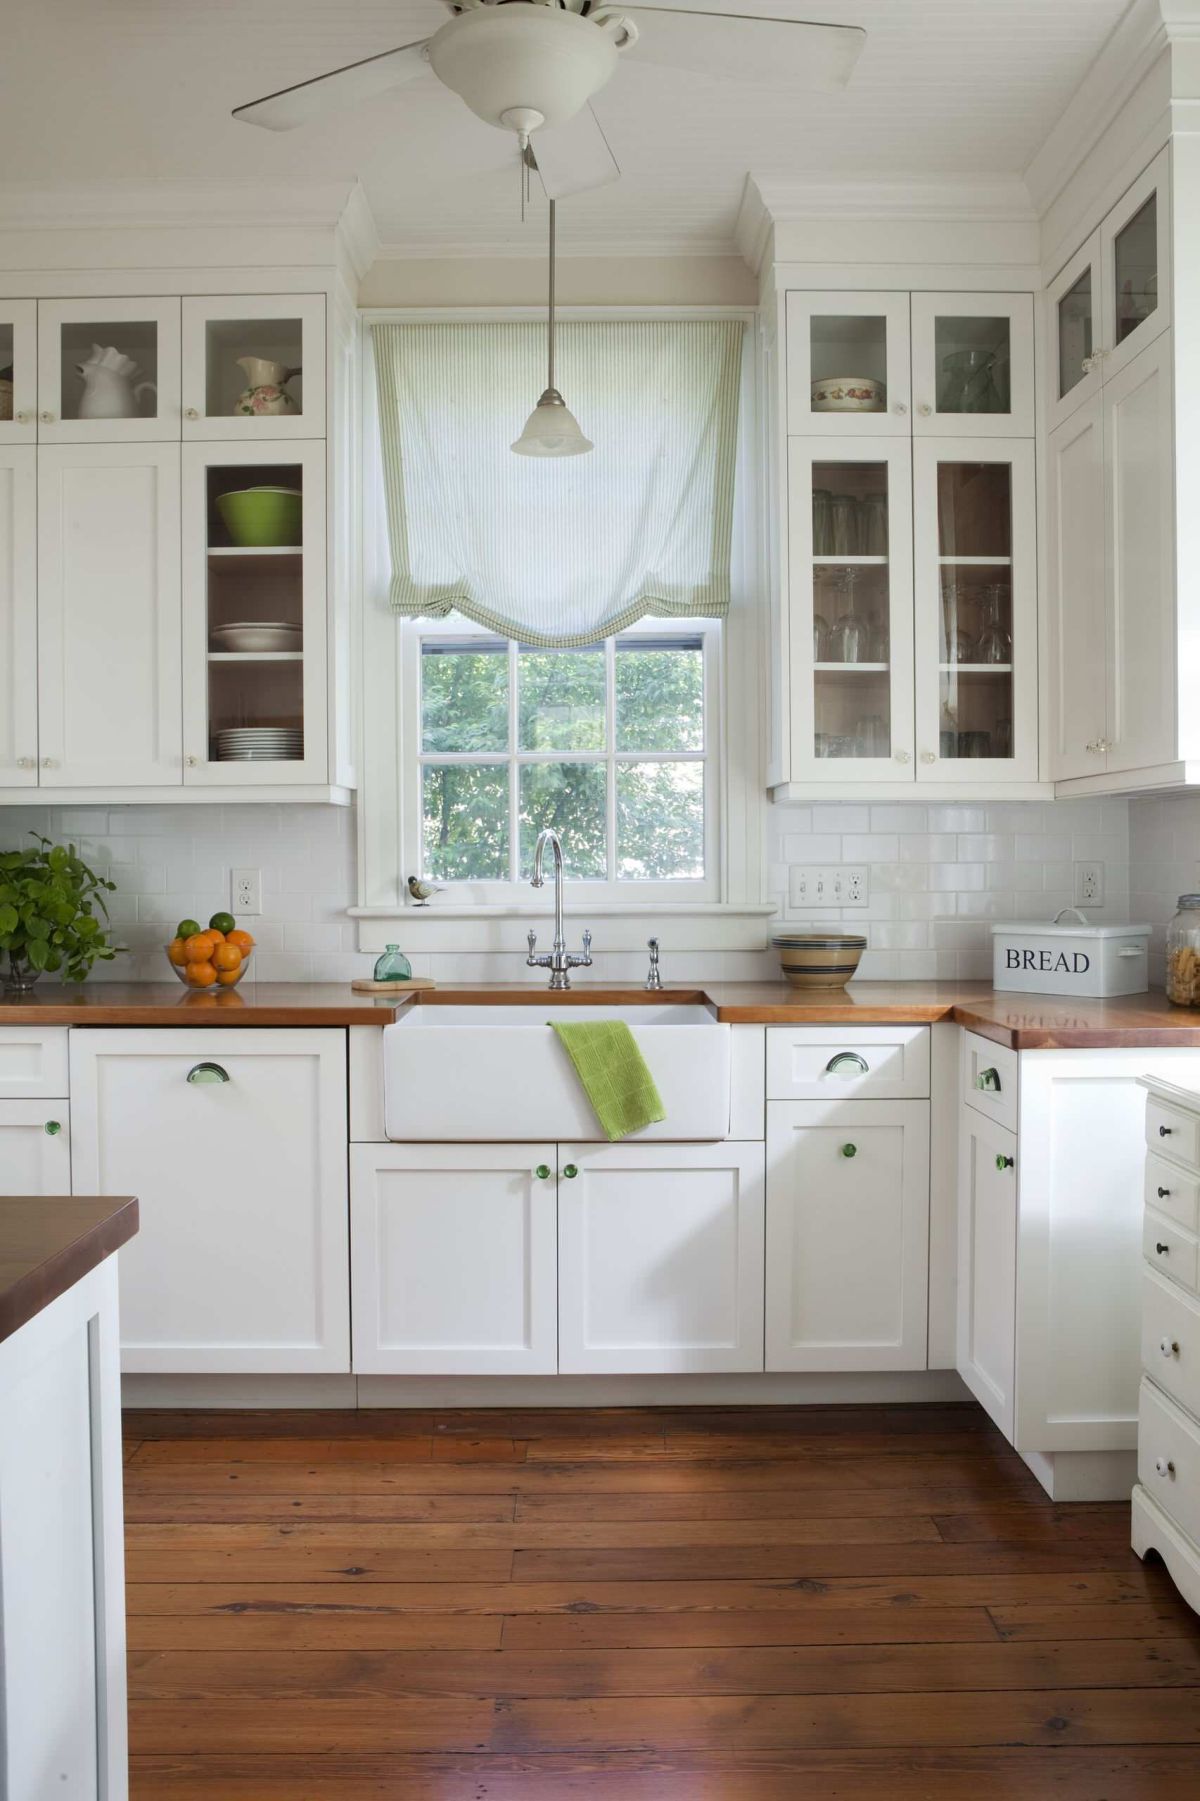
[910,294,1034,436]
[181,440,327,785]
[787,439,915,782]
[0,303,36,443]
[1047,147,1169,432]
[181,295,325,440]
[36,298,181,440]
[785,292,912,436]
[913,440,1037,784]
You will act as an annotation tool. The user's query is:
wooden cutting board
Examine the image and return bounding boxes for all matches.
[350,977,437,993]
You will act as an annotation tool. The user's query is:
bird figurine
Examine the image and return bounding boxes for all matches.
[407,876,443,908]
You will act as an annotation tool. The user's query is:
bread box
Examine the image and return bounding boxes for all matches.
[991,909,1150,997]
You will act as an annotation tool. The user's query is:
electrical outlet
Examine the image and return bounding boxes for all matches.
[231,868,262,916]
[789,866,870,909]
[1073,861,1104,907]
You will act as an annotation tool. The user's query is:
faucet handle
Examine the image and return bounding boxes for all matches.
[581,928,592,965]
[646,935,663,991]
[526,929,538,965]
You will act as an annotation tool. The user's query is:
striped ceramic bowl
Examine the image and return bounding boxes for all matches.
[772,932,867,989]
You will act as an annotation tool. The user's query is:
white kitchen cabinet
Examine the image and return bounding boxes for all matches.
[37,296,182,442]
[558,1140,765,1375]
[913,437,1038,783]
[350,1143,558,1375]
[181,439,328,785]
[766,1023,930,1102]
[0,445,37,784]
[69,1028,349,1373]
[37,442,182,787]
[0,1027,69,1098]
[0,1103,70,1195]
[766,1099,929,1372]
[1046,393,1106,778]
[910,293,1034,438]
[956,1106,1017,1436]
[182,294,325,440]
[0,301,36,443]
[785,291,911,436]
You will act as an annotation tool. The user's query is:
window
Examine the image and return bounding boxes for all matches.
[409,620,718,898]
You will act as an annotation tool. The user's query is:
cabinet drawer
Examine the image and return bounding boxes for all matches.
[1143,1268,1200,1419]
[0,1028,69,1099]
[1146,1153,1200,1233]
[766,1026,929,1101]
[1144,1208,1200,1294]
[1146,1097,1200,1171]
[1139,1378,1200,1546]
[961,1031,1018,1131]
[0,1101,70,1194]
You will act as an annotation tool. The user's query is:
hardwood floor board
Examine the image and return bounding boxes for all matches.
[128,1438,444,1466]
[124,1494,519,1526]
[522,1431,998,1461]
[512,1483,1044,1522]
[507,1542,1147,1581]
[123,1515,947,1551]
[125,1747,1200,1801]
[126,1688,1200,1754]
[990,1600,1200,1642]
[935,1505,1132,1543]
[127,1613,507,1651]
[125,1549,515,1584]
[126,1638,1200,1700]
[498,1606,1001,1649]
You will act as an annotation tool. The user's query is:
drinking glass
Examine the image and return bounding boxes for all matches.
[828,569,867,664]
[829,493,857,556]
[858,491,888,555]
[976,583,1012,664]
[812,489,833,555]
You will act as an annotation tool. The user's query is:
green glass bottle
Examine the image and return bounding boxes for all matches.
[372,943,412,983]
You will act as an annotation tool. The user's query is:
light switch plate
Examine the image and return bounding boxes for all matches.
[788,865,869,909]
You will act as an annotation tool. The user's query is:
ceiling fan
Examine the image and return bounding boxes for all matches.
[234,0,865,199]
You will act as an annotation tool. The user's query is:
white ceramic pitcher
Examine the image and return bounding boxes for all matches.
[76,344,156,419]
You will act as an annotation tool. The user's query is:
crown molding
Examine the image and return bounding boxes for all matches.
[0,176,364,236]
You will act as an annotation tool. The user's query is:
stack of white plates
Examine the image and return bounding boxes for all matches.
[211,622,302,654]
[215,727,303,762]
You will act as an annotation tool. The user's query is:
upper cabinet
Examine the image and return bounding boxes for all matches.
[910,294,1034,437]
[181,295,325,440]
[37,298,182,441]
[0,303,36,442]
[0,448,37,785]
[786,292,912,436]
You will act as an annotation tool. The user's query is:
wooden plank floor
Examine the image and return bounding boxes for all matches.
[122,1403,1200,1798]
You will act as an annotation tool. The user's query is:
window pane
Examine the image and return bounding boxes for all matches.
[617,763,704,879]
[422,763,508,879]
[616,643,704,751]
[518,647,605,751]
[421,643,508,753]
[519,764,607,879]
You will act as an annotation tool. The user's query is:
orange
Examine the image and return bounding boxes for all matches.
[226,928,255,953]
[214,942,242,972]
[185,960,217,988]
[184,933,214,962]
[207,928,226,944]
[167,937,188,966]
[216,967,243,986]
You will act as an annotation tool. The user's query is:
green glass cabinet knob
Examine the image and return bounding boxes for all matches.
[562,1164,579,1179]
[840,1143,857,1158]
[44,1119,62,1136]
[534,1164,551,1181]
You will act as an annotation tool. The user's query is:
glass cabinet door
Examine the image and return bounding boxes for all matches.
[36,298,181,441]
[0,302,36,444]
[1100,147,1169,384]
[911,294,1033,437]
[181,295,325,440]
[913,440,1037,784]
[785,292,911,436]
[181,441,327,785]
[788,439,914,782]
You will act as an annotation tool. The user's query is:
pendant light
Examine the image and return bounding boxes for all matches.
[512,198,593,457]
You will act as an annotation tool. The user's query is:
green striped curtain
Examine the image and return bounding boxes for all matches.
[372,318,743,648]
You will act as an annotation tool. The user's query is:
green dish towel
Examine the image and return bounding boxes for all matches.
[550,1019,666,1141]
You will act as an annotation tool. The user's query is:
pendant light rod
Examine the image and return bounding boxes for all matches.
[547,198,556,394]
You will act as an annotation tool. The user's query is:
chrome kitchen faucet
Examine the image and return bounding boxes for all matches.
[526,827,592,990]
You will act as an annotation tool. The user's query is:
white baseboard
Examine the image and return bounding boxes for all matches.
[1021,1446,1137,1502]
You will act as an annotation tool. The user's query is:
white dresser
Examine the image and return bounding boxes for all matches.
[1132,1077,1200,1612]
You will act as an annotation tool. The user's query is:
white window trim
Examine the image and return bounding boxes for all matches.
[352,304,773,953]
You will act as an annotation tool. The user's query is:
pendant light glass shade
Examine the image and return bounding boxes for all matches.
[513,196,592,456]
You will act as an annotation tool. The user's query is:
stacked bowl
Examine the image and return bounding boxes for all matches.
[772,931,866,989]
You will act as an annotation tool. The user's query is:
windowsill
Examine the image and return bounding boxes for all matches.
[350,902,778,954]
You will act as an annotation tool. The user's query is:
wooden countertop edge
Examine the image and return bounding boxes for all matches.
[0,1196,139,1346]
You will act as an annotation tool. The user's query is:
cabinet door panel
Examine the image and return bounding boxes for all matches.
[0,1101,70,1194]
[0,301,37,444]
[956,1107,1017,1436]
[1046,232,1101,435]
[350,1144,558,1375]
[911,292,1034,437]
[181,294,325,440]
[1105,336,1174,775]
[0,446,37,783]
[69,1028,348,1373]
[1100,147,1170,386]
[37,296,181,442]
[766,1100,928,1371]
[785,291,911,435]
[558,1141,765,1374]
[1046,396,1107,779]
[37,443,182,786]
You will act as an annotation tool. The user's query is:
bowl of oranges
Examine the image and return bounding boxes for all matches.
[166,913,256,990]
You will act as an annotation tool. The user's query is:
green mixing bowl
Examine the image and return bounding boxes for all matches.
[215,486,303,548]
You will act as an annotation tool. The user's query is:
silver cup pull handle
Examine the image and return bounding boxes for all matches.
[186,1061,230,1085]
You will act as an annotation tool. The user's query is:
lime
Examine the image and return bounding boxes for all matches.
[209,911,236,935]
[177,918,201,941]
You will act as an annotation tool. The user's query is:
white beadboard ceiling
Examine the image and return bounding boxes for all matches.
[0,0,1133,255]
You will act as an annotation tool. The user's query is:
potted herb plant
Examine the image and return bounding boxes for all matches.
[0,835,121,994]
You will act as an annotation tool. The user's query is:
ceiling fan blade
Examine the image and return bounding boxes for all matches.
[617,9,864,89]
[531,106,621,200]
[233,40,432,131]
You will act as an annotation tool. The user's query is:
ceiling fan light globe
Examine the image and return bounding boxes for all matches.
[512,390,594,457]
[428,3,622,133]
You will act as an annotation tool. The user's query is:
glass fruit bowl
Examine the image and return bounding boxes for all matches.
[165,941,253,991]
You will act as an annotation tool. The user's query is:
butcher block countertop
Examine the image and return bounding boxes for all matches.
[2,979,1200,1049]
[0,1196,138,1346]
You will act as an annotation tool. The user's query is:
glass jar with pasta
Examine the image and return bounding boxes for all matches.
[1166,895,1200,1005]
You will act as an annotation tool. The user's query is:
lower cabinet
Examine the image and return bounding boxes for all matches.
[557,1141,766,1375]
[956,1105,1018,1436]
[69,1028,349,1373]
[0,1101,70,1194]
[765,1100,929,1371]
[350,1143,559,1375]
